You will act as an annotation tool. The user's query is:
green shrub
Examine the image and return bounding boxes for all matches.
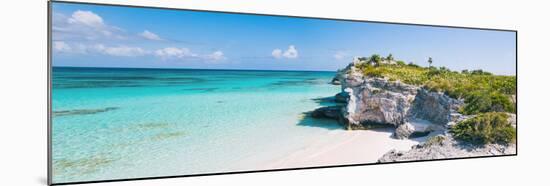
[396,60,406,66]
[450,112,515,145]
[471,69,493,75]
[407,62,420,68]
[461,91,514,115]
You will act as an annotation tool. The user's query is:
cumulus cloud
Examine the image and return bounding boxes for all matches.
[271,49,283,58]
[272,45,298,59]
[53,42,146,57]
[283,45,298,58]
[95,45,147,57]
[68,10,105,28]
[140,30,162,41]
[154,47,197,59]
[205,51,225,61]
[52,41,87,54]
[53,42,226,61]
[53,41,72,52]
[53,10,124,41]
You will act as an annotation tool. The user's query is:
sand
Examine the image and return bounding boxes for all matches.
[262,128,422,169]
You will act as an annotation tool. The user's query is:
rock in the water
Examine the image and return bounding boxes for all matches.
[53,107,119,117]
[311,106,342,119]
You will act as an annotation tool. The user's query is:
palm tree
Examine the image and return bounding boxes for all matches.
[428,57,433,67]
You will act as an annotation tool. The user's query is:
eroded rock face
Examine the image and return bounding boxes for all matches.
[340,76,418,128]
[333,62,464,138]
[410,89,463,124]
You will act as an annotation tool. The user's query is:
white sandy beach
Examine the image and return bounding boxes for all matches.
[262,128,422,169]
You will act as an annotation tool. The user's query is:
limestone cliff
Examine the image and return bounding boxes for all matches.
[329,58,464,139]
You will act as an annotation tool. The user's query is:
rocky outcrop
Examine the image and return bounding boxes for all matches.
[330,60,464,138]
[342,77,418,129]
[378,134,516,162]
[312,58,516,161]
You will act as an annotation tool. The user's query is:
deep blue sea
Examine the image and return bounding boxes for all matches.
[52,67,341,183]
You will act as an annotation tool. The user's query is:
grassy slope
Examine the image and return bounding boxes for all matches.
[355,61,516,115]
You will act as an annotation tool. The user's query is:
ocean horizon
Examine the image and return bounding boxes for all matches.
[52,66,338,73]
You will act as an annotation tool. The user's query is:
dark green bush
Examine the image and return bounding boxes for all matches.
[407,62,420,68]
[450,112,515,145]
[471,69,493,75]
[461,91,514,115]
[396,60,406,66]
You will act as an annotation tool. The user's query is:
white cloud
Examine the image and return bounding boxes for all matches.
[140,30,162,41]
[97,45,147,57]
[154,47,197,59]
[205,51,225,61]
[272,45,298,59]
[53,41,72,52]
[53,10,124,41]
[54,42,146,57]
[271,49,283,58]
[333,51,348,60]
[283,45,298,58]
[52,41,87,54]
[68,10,105,28]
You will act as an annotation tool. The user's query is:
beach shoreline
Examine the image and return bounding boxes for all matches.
[260,128,423,169]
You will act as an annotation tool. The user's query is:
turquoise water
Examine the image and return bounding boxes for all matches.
[52,67,341,183]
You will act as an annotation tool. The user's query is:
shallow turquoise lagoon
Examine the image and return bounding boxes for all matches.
[52,67,341,183]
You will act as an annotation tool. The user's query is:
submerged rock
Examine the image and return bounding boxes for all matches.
[53,107,119,117]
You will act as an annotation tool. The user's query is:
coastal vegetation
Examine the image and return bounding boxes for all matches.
[349,54,516,145]
[450,112,516,145]
[355,54,516,115]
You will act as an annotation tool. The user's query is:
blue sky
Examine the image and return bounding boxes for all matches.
[51,2,516,75]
